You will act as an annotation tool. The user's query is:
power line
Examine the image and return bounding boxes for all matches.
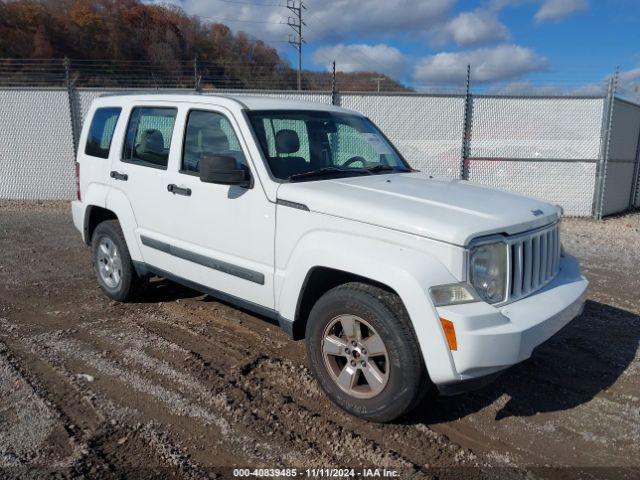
[303,9,394,90]
[303,22,388,89]
[308,43,336,68]
[199,16,286,25]
[303,0,404,88]
[210,0,285,6]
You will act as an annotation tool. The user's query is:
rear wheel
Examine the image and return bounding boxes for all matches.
[91,220,140,302]
[306,282,429,422]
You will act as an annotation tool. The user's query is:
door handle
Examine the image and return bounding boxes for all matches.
[110,171,128,181]
[167,184,192,196]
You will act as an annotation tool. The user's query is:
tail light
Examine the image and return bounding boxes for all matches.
[75,162,81,201]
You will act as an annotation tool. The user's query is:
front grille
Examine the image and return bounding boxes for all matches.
[507,222,561,303]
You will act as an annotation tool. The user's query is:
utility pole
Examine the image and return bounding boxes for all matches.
[373,76,385,92]
[287,0,305,90]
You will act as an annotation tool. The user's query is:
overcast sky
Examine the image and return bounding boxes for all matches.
[150,0,640,93]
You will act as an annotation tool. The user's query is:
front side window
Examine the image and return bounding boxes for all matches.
[85,107,121,159]
[123,107,177,169]
[182,110,245,173]
[247,110,409,181]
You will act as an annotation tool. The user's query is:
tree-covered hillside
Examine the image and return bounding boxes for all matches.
[0,0,409,91]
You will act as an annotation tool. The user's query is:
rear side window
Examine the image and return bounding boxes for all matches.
[122,107,177,169]
[85,107,121,159]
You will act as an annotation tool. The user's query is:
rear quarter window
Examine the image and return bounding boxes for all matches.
[85,107,122,159]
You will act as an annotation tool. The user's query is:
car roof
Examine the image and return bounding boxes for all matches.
[95,92,357,114]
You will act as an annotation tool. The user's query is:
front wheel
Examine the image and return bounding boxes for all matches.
[305,282,430,422]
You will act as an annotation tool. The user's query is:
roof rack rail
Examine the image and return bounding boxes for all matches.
[96,91,250,108]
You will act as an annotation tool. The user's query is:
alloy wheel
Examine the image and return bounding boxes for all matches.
[321,314,389,399]
[96,237,122,289]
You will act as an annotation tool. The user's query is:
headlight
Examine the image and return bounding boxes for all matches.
[429,283,478,307]
[469,241,508,304]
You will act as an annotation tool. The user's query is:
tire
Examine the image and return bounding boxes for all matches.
[91,220,140,302]
[305,282,430,422]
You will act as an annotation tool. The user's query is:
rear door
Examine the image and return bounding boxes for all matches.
[79,105,123,202]
[108,102,179,270]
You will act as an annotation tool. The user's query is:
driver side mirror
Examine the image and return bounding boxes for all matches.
[199,155,250,188]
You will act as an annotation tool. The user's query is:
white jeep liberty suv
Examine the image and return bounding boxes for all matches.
[72,94,588,422]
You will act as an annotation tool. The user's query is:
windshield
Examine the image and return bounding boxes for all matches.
[246,110,411,181]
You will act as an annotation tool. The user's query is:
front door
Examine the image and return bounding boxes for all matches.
[148,106,276,310]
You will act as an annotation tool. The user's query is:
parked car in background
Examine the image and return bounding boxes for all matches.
[72,94,588,422]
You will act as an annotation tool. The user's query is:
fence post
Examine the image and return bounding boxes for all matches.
[194,55,201,92]
[593,68,618,219]
[64,57,81,157]
[331,60,337,106]
[459,64,472,180]
[629,112,640,210]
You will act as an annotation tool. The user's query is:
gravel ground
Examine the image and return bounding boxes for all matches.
[0,200,638,479]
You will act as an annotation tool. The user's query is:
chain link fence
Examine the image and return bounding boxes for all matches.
[601,98,640,214]
[465,96,606,217]
[1,59,639,218]
[0,88,76,199]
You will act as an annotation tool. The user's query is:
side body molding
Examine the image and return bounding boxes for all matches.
[140,235,265,285]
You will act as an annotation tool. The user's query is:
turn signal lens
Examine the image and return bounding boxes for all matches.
[429,283,478,307]
[440,318,457,351]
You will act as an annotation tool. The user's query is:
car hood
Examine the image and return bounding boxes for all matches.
[276,172,560,246]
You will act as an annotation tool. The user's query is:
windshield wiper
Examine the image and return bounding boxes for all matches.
[288,167,370,182]
[366,165,410,174]
[288,165,411,182]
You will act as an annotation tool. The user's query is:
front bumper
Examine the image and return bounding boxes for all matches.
[435,254,587,392]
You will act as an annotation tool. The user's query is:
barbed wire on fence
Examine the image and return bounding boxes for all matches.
[1,58,627,99]
[0,58,414,92]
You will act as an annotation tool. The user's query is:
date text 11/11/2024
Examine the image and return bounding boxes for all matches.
[232,468,400,477]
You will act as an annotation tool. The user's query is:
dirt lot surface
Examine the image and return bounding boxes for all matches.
[0,200,638,479]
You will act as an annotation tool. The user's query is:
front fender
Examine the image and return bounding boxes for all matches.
[277,231,462,384]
